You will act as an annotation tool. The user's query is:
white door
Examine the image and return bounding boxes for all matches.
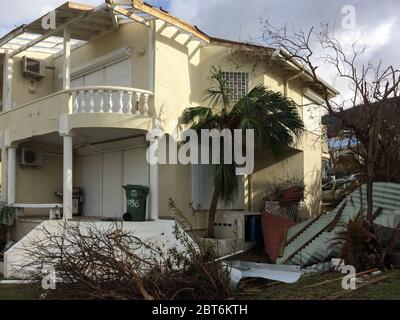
[77,146,149,218]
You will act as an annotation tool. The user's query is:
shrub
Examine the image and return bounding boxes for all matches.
[331,212,400,271]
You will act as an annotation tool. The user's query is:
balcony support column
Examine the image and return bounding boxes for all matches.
[148,134,159,221]
[63,27,71,90]
[62,134,73,221]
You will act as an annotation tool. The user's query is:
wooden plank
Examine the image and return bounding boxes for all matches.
[108,6,119,29]
[111,5,148,26]
[66,1,95,12]
[131,0,209,43]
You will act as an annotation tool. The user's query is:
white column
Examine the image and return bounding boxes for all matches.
[63,135,73,221]
[63,27,71,90]
[2,49,13,111]
[0,147,8,203]
[149,138,159,221]
[7,147,16,204]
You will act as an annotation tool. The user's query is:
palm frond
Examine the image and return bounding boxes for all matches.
[204,66,232,110]
[180,106,213,125]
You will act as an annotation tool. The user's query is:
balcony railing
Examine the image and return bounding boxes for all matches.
[70,86,153,115]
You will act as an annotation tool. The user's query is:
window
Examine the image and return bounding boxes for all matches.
[221,71,248,101]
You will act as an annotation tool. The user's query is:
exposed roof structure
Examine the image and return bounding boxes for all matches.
[0,2,124,58]
[0,1,210,59]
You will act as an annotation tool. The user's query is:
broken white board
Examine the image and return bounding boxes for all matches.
[224,260,301,287]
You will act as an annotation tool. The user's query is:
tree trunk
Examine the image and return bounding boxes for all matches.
[366,105,385,221]
[207,185,221,238]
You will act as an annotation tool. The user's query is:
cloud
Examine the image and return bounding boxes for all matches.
[167,0,400,99]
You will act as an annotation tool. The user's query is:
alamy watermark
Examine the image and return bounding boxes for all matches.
[146,128,255,175]
[41,265,57,290]
[341,5,356,30]
[332,258,357,290]
[41,5,57,31]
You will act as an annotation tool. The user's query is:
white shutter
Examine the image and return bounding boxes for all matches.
[102,151,123,218]
[191,164,244,210]
[70,58,132,88]
[77,145,148,218]
[78,154,103,216]
[104,59,131,87]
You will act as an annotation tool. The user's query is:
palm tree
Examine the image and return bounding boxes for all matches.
[181,67,304,238]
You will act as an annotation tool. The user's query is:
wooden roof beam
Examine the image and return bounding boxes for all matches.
[131,0,209,43]
[110,5,148,26]
[108,6,119,30]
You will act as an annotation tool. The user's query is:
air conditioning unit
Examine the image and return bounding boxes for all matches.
[20,149,44,167]
[21,56,45,79]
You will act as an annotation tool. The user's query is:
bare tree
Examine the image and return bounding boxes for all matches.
[261,22,400,220]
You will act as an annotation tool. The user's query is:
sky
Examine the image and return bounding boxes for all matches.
[1,0,399,101]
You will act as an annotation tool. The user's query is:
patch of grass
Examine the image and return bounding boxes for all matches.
[236,269,400,300]
[0,284,41,300]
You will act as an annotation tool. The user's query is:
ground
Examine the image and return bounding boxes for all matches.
[1,269,400,300]
[236,268,400,300]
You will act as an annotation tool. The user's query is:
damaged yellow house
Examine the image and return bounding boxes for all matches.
[0,0,338,242]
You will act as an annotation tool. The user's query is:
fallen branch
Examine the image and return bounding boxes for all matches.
[327,274,389,300]
[304,268,379,289]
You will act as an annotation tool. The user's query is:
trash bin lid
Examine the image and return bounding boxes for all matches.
[123,185,150,193]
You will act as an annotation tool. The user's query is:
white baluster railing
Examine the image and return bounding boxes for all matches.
[70,86,153,116]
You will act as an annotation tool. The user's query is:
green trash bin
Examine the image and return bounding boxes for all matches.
[123,185,150,221]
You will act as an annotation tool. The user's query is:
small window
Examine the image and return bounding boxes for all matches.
[221,71,248,101]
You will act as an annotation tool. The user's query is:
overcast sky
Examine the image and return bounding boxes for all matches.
[1,0,399,100]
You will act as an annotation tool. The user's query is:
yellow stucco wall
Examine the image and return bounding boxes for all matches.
[14,141,63,216]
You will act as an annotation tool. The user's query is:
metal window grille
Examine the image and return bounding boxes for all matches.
[221,71,248,101]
